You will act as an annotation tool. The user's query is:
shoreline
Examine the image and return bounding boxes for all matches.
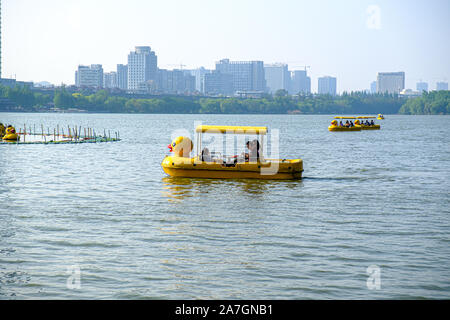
[1,110,449,116]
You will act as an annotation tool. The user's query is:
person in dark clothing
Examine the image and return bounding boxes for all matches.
[244,140,261,162]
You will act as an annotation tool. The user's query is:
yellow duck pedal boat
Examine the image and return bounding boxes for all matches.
[329,117,381,131]
[161,125,303,180]
[328,117,361,132]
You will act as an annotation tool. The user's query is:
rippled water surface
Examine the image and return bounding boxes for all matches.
[0,113,449,299]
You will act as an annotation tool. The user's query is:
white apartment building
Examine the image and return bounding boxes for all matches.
[75,64,104,88]
[264,63,290,94]
[127,46,158,92]
[104,72,118,89]
[377,72,405,94]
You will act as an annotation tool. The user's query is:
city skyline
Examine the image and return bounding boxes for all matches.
[2,0,449,93]
[68,44,446,96]
[72,53,447,95]
[70,44,448,95]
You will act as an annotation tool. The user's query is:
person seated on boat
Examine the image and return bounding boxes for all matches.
[344,120,350,128]
[365,120,370,126]
[243,140,261,162]
[339,121,344,127]
[370,120,375,126]
[0,123,5,138]
[243,141,251,161]
[249,139,261,162]
[201,148,212,162]
[349,121,354,127]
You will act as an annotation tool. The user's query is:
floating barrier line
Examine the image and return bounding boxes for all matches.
[1,124,121,145]
[1,135,120,145]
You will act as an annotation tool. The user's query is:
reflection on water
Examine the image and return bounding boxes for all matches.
[162,176,304,201]
[162,177,195,201]
[303,176,366,181]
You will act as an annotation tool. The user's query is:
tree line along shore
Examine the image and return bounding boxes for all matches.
[1,85,449,115]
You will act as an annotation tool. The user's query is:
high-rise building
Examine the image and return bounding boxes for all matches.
[75,64,104,88]
[318,76,337,95]
[370,81,377,94]
[183,73,196,94]
[377,72,405,94]
[264,63,290,94]
[204,71,233,96]
[436,82,448,91]
[215,59,266,93]
[103,72,118,89]
[117,64,128,91]
[189,67,211,94]
[416,82,428,92]
[154,69,196,94]
[127,46,158,92]
[170,70,195,94]
[290,70,311,95]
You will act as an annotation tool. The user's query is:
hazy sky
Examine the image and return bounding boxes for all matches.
[2,0,449,92]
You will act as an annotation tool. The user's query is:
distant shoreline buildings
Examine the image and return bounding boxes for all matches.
[69,44,447,98]
[72,48,319,97]
[369,72,448,97]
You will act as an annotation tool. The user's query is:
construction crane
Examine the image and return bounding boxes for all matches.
[283,61,311,71]
[167,63,187,70]
[291,65,311,72]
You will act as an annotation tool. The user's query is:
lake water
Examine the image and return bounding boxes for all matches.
[0,113,449,299]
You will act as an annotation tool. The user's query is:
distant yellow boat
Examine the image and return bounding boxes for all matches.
[162,125,303,180]
[377,114,385,120]
[329,117,361,131]
[329,117,381,131]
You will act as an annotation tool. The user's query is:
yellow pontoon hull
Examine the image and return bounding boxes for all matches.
[2,134,20,141]
[360,125,381,130]
[162,156,303,180]
[328,125,362,132]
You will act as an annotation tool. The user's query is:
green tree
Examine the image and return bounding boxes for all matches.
[274,89,288,97]
[54,87,75,109]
